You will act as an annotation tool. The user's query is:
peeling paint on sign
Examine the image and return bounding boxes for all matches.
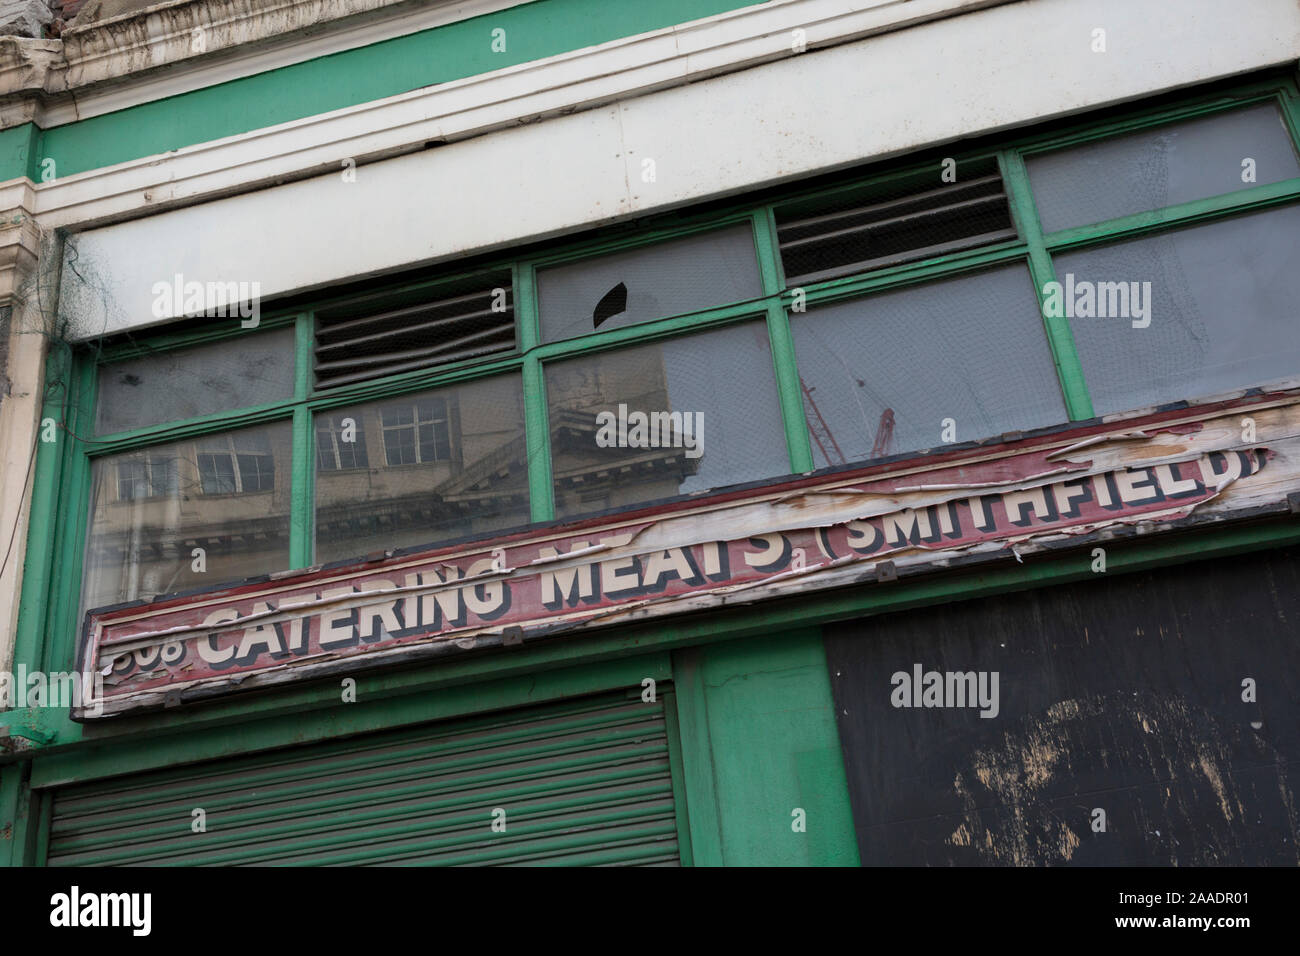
[75,393,1300,718]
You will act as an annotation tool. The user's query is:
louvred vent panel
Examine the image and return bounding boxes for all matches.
[776,162,1018,286]
[314,271,515,389]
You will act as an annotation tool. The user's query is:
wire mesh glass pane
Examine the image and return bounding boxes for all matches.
[537,225,763,343]
[1053,202,1300,416]
[81,420,293,614]
[790,265,1067,469]
[547,321,789,519]
[1027,103,1300,234]
[96,328,296,435]
[315,375,529,564]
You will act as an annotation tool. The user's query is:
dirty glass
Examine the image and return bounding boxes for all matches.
[81,420,293,613]
[96,327,296,434]
[314,374,529,563]
[546,320,789,519]
[1054,202,1300,415]
[537,225,764,343]
[1027,103,1300,234]
[790,265,1067,469]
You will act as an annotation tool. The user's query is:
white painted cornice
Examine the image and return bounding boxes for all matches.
[0,205,41,305]
[18,0,1018,231]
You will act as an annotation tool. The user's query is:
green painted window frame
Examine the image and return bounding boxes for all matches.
[17,74,1300,687]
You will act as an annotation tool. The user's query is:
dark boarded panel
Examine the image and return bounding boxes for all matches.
[825,543,1300,866]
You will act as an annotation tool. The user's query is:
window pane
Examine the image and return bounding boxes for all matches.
[96,328,295,435]
[1027,103,1300,233]
[317,415,369,471]
[81,421,292,613]
[537,225,764,343]
[1053,203,1300,416]
[383,421,417,466]
[315,375,529,564]
[547,321,790,519]
[117,461,146,502]
[790,266,1067,468]
[148,456,179,497]
[237,453,275,492]
[197,453,236,494]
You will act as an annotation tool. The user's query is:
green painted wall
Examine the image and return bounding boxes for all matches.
[0,124,39,182]
[673,630,859,866]
[28,0,762,179]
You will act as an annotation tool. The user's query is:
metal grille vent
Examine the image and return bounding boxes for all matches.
[776,165,1017,286]
[314,271,515,389]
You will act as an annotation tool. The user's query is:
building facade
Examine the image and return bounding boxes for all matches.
[1,0,1299,865]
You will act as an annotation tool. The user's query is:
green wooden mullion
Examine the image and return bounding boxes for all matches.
[289,312,315,568]
[766,206,788,290]
[754,212,811,476]
[998,149,1094,421]
[669,649,724,866]
[289,405,316,569]
[1282,82,1300,146]
[515,261,539,354]
[0,762,39,867]
[765,300,814,474]
[516,261,554,523]
[294,311,314,400]
[522,356,553,523]
[751,208,813,472]
[44,357,97,673]
[1043,177,1300,253]
[0,763,21,866]
[751,207,784,295]
[660,688,696,866]
[10,349,73,677]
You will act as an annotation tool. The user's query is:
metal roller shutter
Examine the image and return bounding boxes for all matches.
[48,692,681,866]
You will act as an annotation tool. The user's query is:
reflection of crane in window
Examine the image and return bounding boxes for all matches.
[801,379,845,466]
[802,379,894,466]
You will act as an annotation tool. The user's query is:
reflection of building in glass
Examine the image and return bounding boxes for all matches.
[314,381,530,564]
[547,341,704,519]
[82,424,292,613]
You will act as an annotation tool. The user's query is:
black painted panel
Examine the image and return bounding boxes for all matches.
[825,544,1300,865]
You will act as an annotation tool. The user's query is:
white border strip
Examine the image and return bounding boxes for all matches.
[25,0,1011,230]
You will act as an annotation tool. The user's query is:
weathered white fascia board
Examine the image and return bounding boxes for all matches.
[55,0,1300,340]
[27,0,1014,230]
